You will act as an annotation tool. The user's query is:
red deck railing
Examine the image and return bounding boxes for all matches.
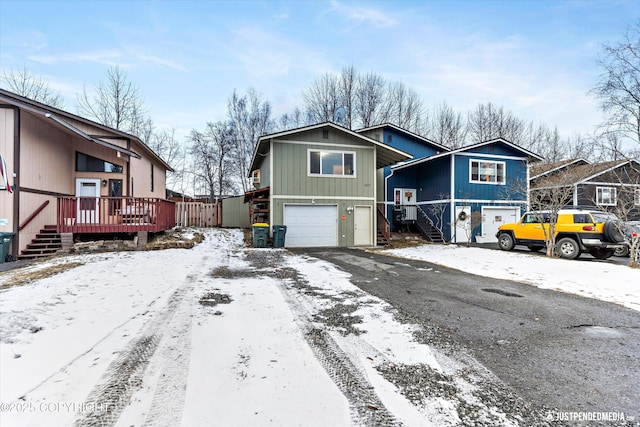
[56,197,176,233]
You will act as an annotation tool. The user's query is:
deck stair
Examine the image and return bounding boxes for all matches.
[19,225,62,260]
[416,208,444,243]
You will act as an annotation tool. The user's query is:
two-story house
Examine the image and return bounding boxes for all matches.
[246,122,412,247]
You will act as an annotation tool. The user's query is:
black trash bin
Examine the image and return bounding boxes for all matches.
[272,225,287,248]
[252,223,269,248]
[0,232,16,263]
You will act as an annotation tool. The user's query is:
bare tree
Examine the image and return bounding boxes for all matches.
[76,66,149,139]
[1,65,65,108]
[303,72,341,124]
[354,72,386,128]
[590,21,640,154]
[431,101,467,148]
[467,102,525,144]
[228,88,274,194]
[188,122,236,200]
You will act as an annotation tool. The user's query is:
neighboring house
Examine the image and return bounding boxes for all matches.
[389,138,543,243]
[530,158,640,220]
[355,123,450,227]
[0,89,175,260]
[247,122,412,247]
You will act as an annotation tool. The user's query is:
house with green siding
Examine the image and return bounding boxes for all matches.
[247,122,411,247]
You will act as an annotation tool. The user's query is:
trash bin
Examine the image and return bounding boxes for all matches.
[252,223,269,248]
[0,232,15,264]
[272,225,287,248]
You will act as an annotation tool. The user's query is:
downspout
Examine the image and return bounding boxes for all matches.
[11,106,20,259]
[449,154,455,242]
[126,138,131,196]
[385,166,394,220]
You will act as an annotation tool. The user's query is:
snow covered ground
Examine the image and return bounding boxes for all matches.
[0,228,637,426]
[381,244,640,312]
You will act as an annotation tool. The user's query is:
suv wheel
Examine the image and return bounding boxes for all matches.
[498,233,515,251]
[556,237,580,260]
[614,246,630,257]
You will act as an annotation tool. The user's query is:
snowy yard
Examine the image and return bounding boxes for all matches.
[0,228,638,426]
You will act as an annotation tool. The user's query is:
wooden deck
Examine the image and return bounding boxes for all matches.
[56,197,176,234]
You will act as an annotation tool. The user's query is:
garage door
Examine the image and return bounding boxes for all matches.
[284,205,338,247]
[481,206,520,243]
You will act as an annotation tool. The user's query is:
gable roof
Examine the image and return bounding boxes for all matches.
[0,89,173,171]
[531,159,640,188]
[392,137,543,171]
[355,123,451,153]
[248,122,413,174]
[530,158,590,180]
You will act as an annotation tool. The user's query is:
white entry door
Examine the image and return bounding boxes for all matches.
[76,178,101,224]
[354,206,372,246]
[481,206,520,243]
[454,205,471,243]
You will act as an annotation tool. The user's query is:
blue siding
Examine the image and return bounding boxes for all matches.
[382,129,441,159]
[416,157,451,201]
[453,155,527,200]
[463,141,528,157]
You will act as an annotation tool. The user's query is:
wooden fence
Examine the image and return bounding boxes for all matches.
[175,202,221,227]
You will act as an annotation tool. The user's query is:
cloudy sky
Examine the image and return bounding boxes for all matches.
[1,0,638,141]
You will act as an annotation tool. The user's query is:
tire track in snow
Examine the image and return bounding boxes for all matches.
[245,250,400,427]
[73,283,193,427]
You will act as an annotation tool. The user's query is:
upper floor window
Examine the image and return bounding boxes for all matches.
[76,152,123,173]
[309,150,355,177]
[470,160,505,184]
[596,186,616,206]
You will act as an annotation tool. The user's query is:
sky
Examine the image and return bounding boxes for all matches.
[1,0,639,143]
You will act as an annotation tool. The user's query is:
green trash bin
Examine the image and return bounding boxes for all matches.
[0,232,15,264]
[272,225,287,248]
[252,223,269,248]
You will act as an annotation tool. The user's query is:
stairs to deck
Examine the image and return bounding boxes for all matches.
[19,225,62,260]
[416,208,444,243]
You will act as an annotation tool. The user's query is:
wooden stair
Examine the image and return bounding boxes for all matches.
[19,225,62,260]
[416,208,444,243]
[376,229,390,246]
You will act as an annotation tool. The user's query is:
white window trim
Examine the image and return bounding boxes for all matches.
[596,186,617,206]
[307,148,357,178]
[469,159,506,185]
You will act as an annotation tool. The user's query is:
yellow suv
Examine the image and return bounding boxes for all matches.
[496,209,625,260]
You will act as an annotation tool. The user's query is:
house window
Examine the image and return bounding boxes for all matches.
[386,134,393,144]
[323,129,329,139]
[309,150,355,176]
[252,170,260,184]
[596,186,616,206]
[76,152,123,173]
[470,160,505,184]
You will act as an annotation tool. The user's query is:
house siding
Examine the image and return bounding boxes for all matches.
[452,154,527,201]
[271,197,375,247]
[271,137,375,199]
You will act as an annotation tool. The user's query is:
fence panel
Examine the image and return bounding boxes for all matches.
[175,202,221,227]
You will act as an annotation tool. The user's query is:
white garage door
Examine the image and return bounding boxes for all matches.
[481,206,520,243]
[284,205,338,247]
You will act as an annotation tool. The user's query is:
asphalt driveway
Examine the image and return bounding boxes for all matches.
[292,247,640,424]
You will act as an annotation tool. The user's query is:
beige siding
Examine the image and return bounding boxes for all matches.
[0,108,15,237]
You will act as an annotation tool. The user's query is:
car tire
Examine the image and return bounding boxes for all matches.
[604,221,625,243]
[527,245,544,252]
[614,246,630,257]
[498,233,515,251]
[556,237,580,259]
[589,248,614,260]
